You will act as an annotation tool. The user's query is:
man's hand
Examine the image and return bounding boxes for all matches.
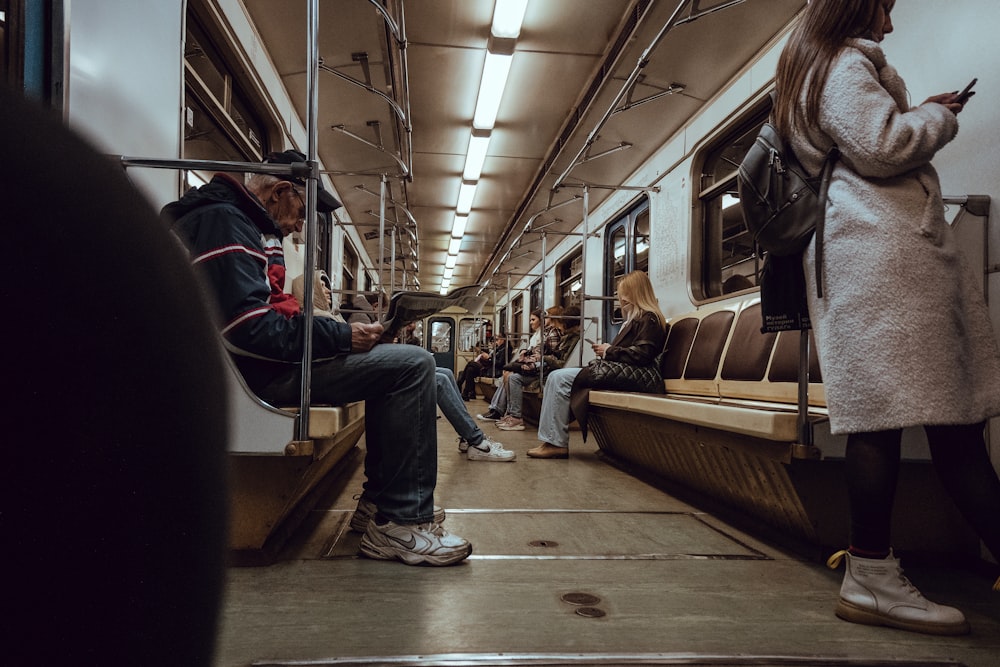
[351,321,384,353]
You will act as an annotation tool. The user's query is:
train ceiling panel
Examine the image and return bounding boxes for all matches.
[240,0,806,294]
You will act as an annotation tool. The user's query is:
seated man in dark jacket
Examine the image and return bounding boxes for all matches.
[457,333,512,400]
[162,151,471,566]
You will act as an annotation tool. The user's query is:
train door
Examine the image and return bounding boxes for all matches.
[602,199,650,342]
[428,317,455,372]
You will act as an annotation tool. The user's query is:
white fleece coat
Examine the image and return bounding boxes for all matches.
[790,38,1000,435]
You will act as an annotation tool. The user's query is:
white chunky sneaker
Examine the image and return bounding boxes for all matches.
[360,520,472,566]
[827,549,970,636]
[466,436,516,462]
[350,496,445,533]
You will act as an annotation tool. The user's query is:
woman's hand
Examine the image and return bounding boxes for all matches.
[925,92,966,114]
[592,342,611,358]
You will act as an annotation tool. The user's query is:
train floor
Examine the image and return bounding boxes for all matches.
[215,397,1000,667]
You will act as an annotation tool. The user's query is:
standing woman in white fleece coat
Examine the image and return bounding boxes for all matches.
[775,0,1000,636]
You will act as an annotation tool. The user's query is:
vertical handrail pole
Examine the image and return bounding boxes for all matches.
[579,186,590,366]
[538,231,548,386]
[797,330,811,446]
[378,174,387,319]
[296,0,320,441]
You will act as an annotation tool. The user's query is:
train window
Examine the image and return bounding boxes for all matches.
[459,317,490,352]
[511,294,524,347]
[694,99,770,300]
[430,321,452,353]
[529,279,542,314]
[498,307,508,336]
[342,242,358,295]
[183,11,269,175]
[558,249,583,309]
[603,199,650,328]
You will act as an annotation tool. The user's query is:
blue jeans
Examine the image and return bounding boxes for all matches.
[489,374,509,414]
[537,367,581,449]
[508,372,530,417]
[435,368,484,446]
[257,344,438,524]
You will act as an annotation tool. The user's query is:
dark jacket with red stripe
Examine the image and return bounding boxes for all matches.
[162,174,352,393]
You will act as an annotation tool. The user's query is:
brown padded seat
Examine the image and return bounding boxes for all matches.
[661,317,699,379]
[684,310,735,380]
[768,329,822,383]
[720,303,777,381]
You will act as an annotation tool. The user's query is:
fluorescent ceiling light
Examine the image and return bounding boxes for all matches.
[440,287,449,295]
[473,51,512,130]
[451,214,469,238]
[463,133,491,181]
[448,237,462,255]
[443,267,454,280]
[456,182,477,214]
[445,255,458,269]
[491,0,528,39]
[441,278,451,289]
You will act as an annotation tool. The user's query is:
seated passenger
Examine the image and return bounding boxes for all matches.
[477,310,545,421]
[162,152,472,566]
[458,332,512,400]
[291,269,344,321]
[527,272,666,458]
[346,292,379,324]
[498,305,582,431]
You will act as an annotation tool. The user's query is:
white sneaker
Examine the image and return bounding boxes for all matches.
[360,520,472,566]
[466,436,516,462]
[350,496,445,533]
[827,549,970,635]
[476,410,503,422]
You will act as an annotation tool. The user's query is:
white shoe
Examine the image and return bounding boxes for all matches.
[827,549,970,635]
[466,436,516,462]
[360,520,472,566]
[350,496,445,533]
[476,410,503,422]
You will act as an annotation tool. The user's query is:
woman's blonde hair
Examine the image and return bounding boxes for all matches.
[617,271,665,328]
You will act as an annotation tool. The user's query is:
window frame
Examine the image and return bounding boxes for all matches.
[602,197,650,336]
[691,97,771,301]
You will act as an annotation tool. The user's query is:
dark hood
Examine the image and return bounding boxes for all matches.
[161,173,281,236]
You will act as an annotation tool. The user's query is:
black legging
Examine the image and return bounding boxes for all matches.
[846,422,1000,561]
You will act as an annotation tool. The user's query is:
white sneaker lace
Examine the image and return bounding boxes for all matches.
[479,436,506,451]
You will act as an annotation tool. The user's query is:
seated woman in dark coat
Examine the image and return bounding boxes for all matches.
[527,272,666,459]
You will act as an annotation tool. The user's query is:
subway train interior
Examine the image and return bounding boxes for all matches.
[4,1,1000,665]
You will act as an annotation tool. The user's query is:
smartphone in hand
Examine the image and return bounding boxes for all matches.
[956,77,977,104]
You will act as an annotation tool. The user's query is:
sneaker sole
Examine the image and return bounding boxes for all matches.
[467,450,516,462]
[834,599,971,636]
[359,535,472,566]
[497,424,525,431]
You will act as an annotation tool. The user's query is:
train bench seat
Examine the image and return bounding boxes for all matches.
[586,297,978,556]
[590,297,824,449]
[223,351,365,562]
